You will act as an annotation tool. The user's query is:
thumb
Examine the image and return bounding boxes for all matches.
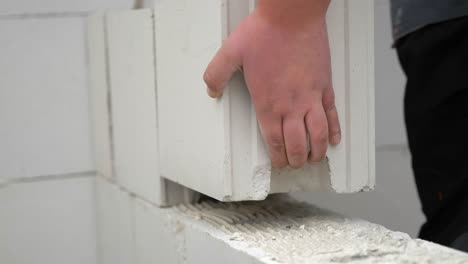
[203,37,242,98]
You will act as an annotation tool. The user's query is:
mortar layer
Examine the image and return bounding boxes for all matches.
[174,195,468,264]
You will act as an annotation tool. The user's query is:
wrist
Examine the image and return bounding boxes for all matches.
[257,0,330,27]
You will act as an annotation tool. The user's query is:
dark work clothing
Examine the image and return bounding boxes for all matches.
[452,233,468,252]
[391,0,468,40]
[396,17,468,250]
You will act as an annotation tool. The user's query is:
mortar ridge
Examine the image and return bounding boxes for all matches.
[174,196,468,263]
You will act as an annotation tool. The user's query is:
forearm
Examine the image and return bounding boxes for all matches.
[257,0,330,26]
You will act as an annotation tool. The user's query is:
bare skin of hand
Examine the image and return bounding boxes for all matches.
[204,0,341,169]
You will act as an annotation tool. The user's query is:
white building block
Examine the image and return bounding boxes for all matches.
[153,0,236,201]
[0,177,97,264]
[182,226,263,264]
[105,9,163,204]
[0,0,134,16]
[0,17,93,179]
[96,177,135,264]
[134,198,179,264]
[88,14,113,179]
[152,0,375,201]
[110,192,468,264]
[88,10,198,206]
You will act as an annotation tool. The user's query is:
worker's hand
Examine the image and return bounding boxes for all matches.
[203,0,341,169]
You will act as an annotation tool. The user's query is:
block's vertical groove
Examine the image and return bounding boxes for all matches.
[227,0,253,200]
[84,15,93,164]
[88,14,114,179]
[149,9,168,204]
[226,0,239,200]
[345,0,375,191]
[344,0,351,191]
[103,15,116,178]
[226,0,271,200]
[223,0,234,199]
[367,0,376,188]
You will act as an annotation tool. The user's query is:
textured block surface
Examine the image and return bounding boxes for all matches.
[96,180,468,264]
[170,197,467,263]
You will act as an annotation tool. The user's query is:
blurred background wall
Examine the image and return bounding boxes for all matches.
[0,0,424,263]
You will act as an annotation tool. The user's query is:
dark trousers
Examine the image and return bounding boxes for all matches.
[396,17,468,250]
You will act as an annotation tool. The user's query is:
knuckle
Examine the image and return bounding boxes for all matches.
[311,127,328,145]
[272,161,288,169]
[309,135,328,162]
[259,101,290,117]
[330,126,342,136]
[288,145,307,158]
[271,103,291,116]
[287,89,300,103]
[268,135,285,153]
[290,161,306,169]
[309,150,326,162]
[309,79,330,93]
[323,95,336,112]
[324,101,337,113]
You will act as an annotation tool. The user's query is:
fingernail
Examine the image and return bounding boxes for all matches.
[308,154,317,165]
[331,134,341,145]
[207,87,217,98]
[308,159,322,165]
[289,161,302,170]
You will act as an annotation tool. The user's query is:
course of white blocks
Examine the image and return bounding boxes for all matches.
[88,0,375,206]
[97,176,468,264]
